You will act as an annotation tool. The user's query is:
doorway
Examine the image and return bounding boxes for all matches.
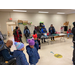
[7,24,16,37]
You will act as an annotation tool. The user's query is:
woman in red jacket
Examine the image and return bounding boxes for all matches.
[67,29,73,39]
[14,27,21,42]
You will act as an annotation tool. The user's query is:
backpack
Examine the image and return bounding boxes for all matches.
[25,29,30,37]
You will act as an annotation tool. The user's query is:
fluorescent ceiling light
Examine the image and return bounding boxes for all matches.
[38,11,49,13]
[57,12,65,14]
[13,10,27,12]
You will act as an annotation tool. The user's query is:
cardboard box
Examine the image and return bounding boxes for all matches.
[28,22,31,25]
[18,20,23,23]
[23,20,28,23]
[63,21,69,26]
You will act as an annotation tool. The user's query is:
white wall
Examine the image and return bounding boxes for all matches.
[67,14,75,28]
[0,12,67,36]
[11,13,67,31]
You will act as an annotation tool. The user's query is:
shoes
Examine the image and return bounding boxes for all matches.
[53,40,55,41]
[44,41,46,42]
[51,40,55,41]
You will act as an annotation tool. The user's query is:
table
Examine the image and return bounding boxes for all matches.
[59,33,67,42]
[41,33,67,44]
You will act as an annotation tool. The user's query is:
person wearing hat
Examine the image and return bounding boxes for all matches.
[33,34,39,51]
[26,39,40,65]
[13,42,29,65]
[72,22,75,65]
[41,25,47,43]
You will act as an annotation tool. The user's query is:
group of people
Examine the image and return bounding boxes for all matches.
[33,24,56,43]
[0,23,56,65]
[1,22,75,65]
[0,33,40,65]
[13,24,56,49]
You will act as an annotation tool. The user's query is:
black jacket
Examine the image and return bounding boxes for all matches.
[72,27,75,42]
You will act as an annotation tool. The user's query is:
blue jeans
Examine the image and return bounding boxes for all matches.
[26,39,28,43]
[67,33,73,37]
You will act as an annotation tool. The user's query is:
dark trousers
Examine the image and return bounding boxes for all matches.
[41,38,46,43]
[37,39,41,49]
[73,43,75,64]
[51,37,54,40]
[20,37,23,43]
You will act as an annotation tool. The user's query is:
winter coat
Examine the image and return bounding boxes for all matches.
[72,27,75,43]
[26,45,40,65]
[13,50,29,65]
[34,40,39,51]
[49,27,55,34]
[41,28,47,34]
[0,49,14,61]
[14,30,20,42]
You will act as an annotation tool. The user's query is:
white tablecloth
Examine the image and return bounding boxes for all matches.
[59,33,67,36]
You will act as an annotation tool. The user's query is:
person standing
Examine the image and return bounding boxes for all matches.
[67,29,73,39]
[23,26,30,43]
[41,25,47,43]
[18,27,23,43]
[49,24,55,41]
[13,26,20,42]
[33,26,41,49]
[26,39,40,65]
[72,22,75,65]
[13,42,29,65]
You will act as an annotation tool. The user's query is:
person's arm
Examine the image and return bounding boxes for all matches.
[26,47,33,56]
[23,30,25,34]
[41,29,43,33]
[72,28,75,35]
[36,41,39,50]
[29,30,30,34]
[20,54,29,65]
[2,49,14,61]
[45,28,47,32]
[53,28,55,33]
[49,28,51,33]
[20,30,22,37]
[35,41,39,50]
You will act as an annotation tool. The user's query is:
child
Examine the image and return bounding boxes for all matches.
[67,29,73,39]
[26,39,40,65]
[13,42,29,65]
[33,34,39,51]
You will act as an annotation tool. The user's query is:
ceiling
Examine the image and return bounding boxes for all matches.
[0,9,75,14]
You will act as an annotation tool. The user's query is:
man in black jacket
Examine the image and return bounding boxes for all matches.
[72,22,75,65]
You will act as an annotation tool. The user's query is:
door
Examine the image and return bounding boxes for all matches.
[7,24,16,36]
